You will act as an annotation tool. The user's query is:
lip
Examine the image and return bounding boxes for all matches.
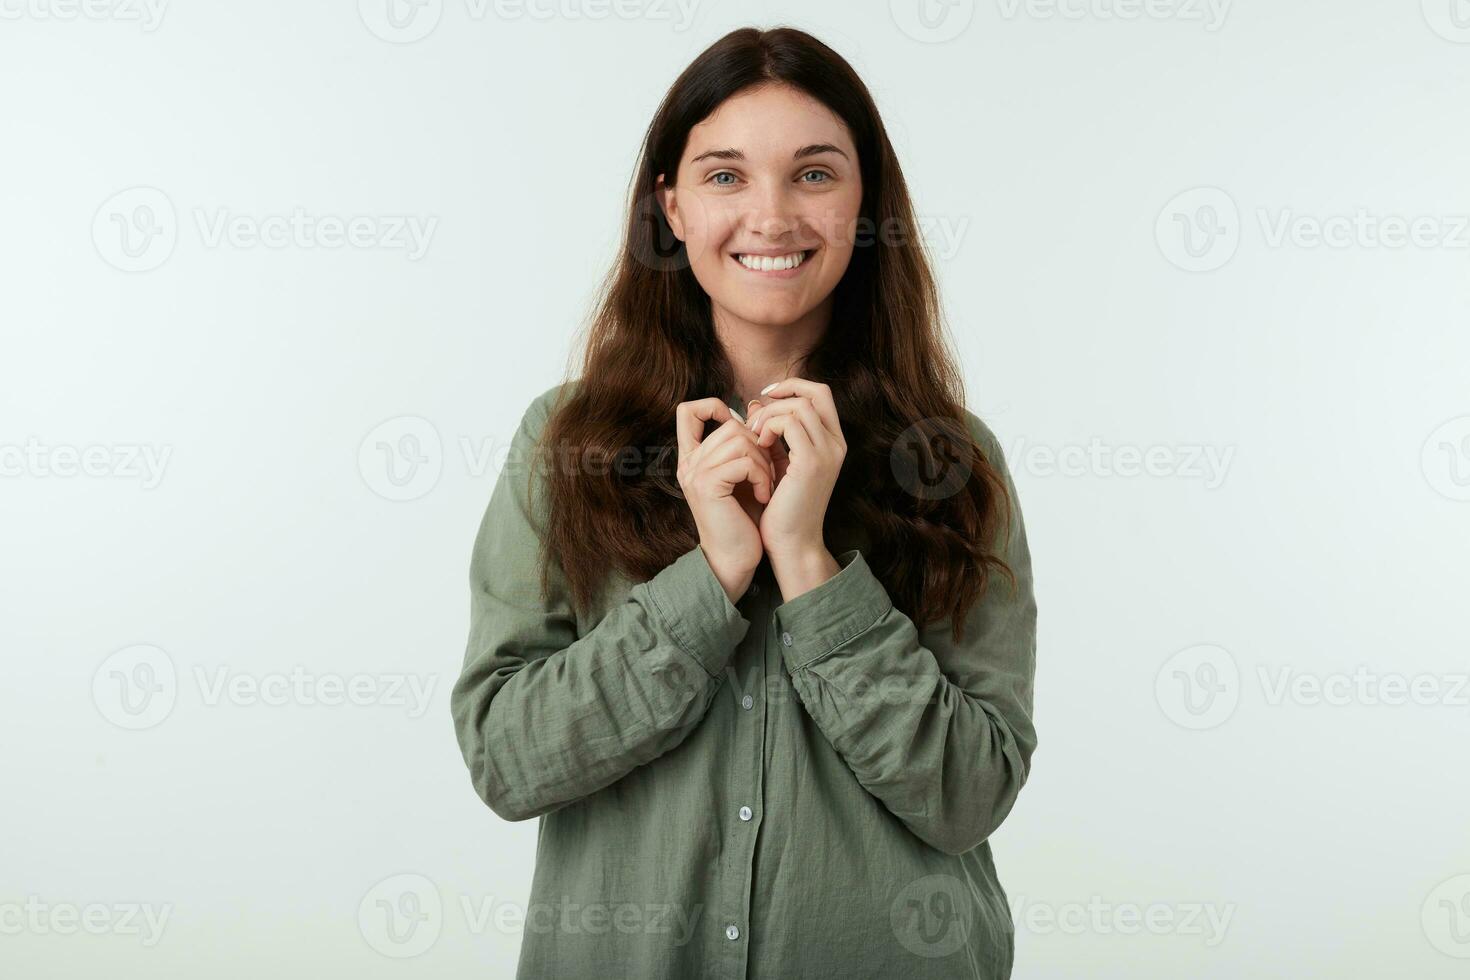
[729,247,816,279]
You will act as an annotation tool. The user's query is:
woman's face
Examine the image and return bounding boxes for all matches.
[657,83,863,329]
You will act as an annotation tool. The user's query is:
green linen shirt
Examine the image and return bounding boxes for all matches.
[449,380,1038,979]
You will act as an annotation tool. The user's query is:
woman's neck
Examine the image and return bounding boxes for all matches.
[712,297,831,406]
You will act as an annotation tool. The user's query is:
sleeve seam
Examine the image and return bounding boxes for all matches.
[788,600,892,672]
[644,581,721,680]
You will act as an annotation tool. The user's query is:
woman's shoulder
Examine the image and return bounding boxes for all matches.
[959,407,1007,469]
[517,379,580,437]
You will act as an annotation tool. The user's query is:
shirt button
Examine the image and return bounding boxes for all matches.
[781,631,793,647]
[725,924,740,941]
[741,694,754,710]
[739,805,753,821]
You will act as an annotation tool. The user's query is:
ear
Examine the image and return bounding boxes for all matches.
[655,173,685,242]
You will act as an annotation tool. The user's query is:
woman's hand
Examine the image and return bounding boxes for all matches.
[675,397,777,602]
[743,378,847,564]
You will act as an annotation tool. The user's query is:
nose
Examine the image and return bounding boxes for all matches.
[740,178,798,240]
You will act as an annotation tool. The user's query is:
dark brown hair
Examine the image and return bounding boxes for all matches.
[531,25,1012,643]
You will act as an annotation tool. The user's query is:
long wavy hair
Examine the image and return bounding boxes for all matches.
[531,25,1013,643]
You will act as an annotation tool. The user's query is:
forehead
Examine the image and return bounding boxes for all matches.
[683,84,854,160]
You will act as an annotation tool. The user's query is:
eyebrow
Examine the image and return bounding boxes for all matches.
[689,143,849,165]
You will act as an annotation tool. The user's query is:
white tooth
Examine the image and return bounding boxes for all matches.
[760,256,774,271]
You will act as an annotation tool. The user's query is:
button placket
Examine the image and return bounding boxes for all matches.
[722,571,765,972]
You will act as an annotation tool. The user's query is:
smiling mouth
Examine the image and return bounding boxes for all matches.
[731,248,815,273]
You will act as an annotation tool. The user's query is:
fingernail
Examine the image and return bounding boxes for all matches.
[730,406,745,423]
[760,382,778,395]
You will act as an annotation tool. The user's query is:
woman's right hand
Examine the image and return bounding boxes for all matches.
[675,398,776,603]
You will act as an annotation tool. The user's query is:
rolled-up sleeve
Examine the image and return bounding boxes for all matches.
[449,388,750,822]
[770,415,1038,856]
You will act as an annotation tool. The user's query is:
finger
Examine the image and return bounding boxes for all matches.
[756,378,841,438]
[699,420,777,489]
[749,396,825,448]
[689,415,756,469]
[676,397,737,460]
[709,456,770,502]
[760,413,815,462]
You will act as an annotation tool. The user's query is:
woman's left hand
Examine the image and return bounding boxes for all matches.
[744,378,847,561]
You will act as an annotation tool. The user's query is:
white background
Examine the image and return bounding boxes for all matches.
[3,1,1469,977]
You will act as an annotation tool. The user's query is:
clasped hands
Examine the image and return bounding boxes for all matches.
[675,377,846,602]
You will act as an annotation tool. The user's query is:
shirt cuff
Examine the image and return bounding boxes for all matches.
[641,544,751,678]
[771,548,892,672]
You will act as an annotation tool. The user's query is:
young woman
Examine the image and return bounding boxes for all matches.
[450,26,1038,980]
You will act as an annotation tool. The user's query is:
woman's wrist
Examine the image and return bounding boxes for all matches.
[767,545,839,604]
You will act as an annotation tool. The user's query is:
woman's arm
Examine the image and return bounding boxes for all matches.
[449,390,750,821]
[769,415,1038,855]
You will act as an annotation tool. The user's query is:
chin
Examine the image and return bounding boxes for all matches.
[726,300,810,327]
